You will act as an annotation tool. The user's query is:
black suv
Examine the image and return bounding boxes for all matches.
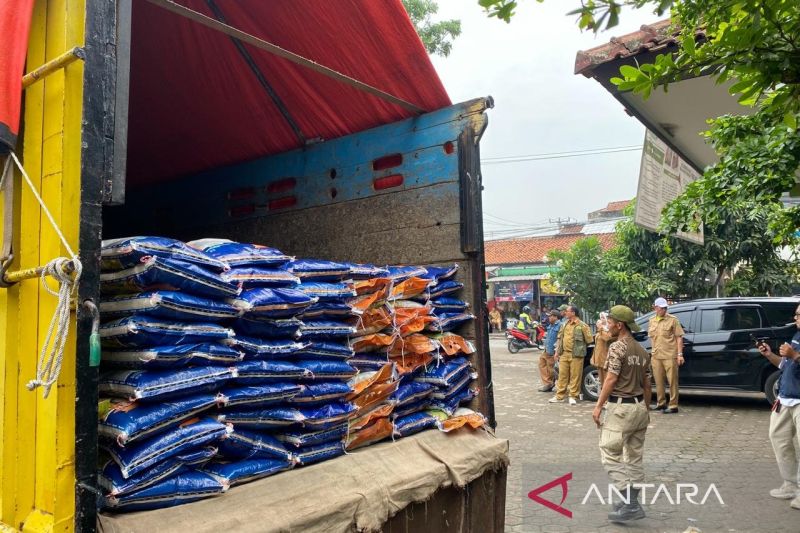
[628,297,799,404]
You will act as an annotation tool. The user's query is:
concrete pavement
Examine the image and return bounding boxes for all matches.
[489,337,798,533]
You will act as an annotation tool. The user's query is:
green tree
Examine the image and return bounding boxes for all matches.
[402,0,462,57]
[479,0,800,239]
[549,237,618,316]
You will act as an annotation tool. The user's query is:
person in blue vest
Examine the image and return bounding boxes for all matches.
[757,303,800,512]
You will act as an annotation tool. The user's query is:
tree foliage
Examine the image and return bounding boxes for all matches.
[480,0,800,239]
[402,0,462,57]
[550,202,799,316]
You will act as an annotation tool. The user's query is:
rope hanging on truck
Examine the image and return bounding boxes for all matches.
[5,152,82,398]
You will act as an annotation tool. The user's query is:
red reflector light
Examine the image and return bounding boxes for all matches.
[372,153,403,171]
[373,174,404,190]
[268,196,298,210]
[267,178,297,194]
[443,141,455,154]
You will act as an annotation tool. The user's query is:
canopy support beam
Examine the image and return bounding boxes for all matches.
[204,0,308,146]
[144,0,427,114]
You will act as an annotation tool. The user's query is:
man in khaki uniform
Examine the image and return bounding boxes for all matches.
[648,297,684,413]
[549,305,593,405]
[592,305,651,523]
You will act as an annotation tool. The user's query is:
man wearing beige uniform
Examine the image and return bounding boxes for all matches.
[648,297,684,413]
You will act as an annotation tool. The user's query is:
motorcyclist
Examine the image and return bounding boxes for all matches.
[516,305,536,336]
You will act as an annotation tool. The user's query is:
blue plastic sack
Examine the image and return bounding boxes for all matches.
[429,385,476,415]
[188,239,292,267]
[99,367,235,402]
[420,264,459,283]
[98,447,217,497]
[349,353,390,371]
[102,343,243,369]
[289,382,353,405]
[427,312,475,333]
[391,381,435,407]
[228,288,317,318]
[415,357,471,387]
[294,441,346,466]
[294,341,354,360]
[103,418,230,479]
[431,370,476,399]
[300,301,360,320]
[426,280,464,300]
[103,471,227,512]
[392,399,430,419]
[217,407,305,430]
[345,263,389,279]
[218,428,292,461]
[287,259,351,281]
[222,267,300,288]
[202,458,293,486]
[100,256,240,299]
[233,360,310,383]
[233,316,303,340]
[225,337,307,359]
[386,265,427,282]
[100,291,240,323]
[393,412,438,438]
[220,383,303,408]
[300,321,357,340]
[100,316,234,349]
[297,282,356,301]
[275,421,349,448]
[430,297,469,313]
[101,236,228,272]
[297,360,357,381]
[298,402,356,429]
[99,394,221,444]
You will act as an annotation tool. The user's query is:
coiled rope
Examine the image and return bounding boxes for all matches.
[5,152,82,398]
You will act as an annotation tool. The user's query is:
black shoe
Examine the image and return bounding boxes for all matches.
[662,407,679,414]
[538,385,554,392]
[608,488,646,523]
[650,403,666,411]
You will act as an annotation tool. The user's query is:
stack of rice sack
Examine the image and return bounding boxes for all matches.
[97,237,252,511]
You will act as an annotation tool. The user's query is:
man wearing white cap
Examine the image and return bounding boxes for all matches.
[648,297,684,413]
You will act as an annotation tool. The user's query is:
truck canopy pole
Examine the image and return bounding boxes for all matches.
[143,0,427,114]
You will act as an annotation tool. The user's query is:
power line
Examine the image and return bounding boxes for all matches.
[482,145,643,166]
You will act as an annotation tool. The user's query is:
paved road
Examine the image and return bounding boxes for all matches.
[489,337,798,533]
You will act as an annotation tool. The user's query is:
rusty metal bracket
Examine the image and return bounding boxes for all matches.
[2,259,76,286]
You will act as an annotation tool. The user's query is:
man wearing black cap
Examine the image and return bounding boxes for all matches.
[592,305,652,523]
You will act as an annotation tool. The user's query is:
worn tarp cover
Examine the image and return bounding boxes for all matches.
[98,429,509,532]
[0,0,35,153]
[127,0,451,186]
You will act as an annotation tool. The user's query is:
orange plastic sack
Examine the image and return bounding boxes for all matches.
[353,278,392,296]
[350,381,400,413]
[390,352,434,377]
[347,363,394,398]
[348,403,395,432]
[439,408,486,433]
[389,277,430,300]
[393,307,437,337]
[354,307,393,336]
[349,291,387,313]
[433,333,477,357]
[346,416,394,450]
[388,334,438,357]
[350,333,395,353]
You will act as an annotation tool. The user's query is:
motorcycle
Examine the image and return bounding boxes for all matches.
[506,322,545,353]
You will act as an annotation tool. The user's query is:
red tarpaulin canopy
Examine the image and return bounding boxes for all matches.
[0,0,35,154]
[128,0,451,187]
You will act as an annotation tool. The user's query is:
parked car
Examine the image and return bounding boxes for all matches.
[630,297,799,404]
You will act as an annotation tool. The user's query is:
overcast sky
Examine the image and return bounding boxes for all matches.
[429,2,661,239]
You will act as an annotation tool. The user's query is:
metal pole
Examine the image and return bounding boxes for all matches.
[22,47,85,88]
[143,0,427,114]
[2,260,75,285]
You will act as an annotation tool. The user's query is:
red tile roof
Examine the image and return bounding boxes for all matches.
[485,233,616,266]
[574,19,705,76]
[598,200,632,213]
